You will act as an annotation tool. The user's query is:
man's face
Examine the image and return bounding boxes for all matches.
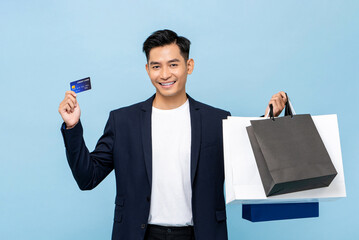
[146,43,194,99]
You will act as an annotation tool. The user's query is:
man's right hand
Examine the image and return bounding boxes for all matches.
[59,91,81,129]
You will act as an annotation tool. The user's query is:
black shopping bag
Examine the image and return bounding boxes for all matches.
[246,97,337,197]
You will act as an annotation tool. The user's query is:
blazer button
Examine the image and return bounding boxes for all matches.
[141,224,146,229]
[146,196,151,202]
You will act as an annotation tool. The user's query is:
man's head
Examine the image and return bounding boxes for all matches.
[143,30,194,107]
[143,29,191,62]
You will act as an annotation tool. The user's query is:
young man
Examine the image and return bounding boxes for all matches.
[59,29,287,240]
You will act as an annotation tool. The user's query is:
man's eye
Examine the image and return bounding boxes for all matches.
[170,64,178,67]
[152,66,160,69]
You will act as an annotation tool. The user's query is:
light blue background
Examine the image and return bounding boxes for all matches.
[1,0,358,239]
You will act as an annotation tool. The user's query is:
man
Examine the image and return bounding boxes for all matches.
[59,29,287,240]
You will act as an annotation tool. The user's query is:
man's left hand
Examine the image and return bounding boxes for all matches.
[264,91,287,117]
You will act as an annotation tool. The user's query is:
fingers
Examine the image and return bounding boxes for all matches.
[65,91,77,105]
[67,94,77,108]
[275,94,285,110]
[64,103,72,114]
[66,90,77,98]
[66,99,75,113]
[59,91,78,114]
[278,91,287,103]
[266,91,287,117]
[268,99,281,116]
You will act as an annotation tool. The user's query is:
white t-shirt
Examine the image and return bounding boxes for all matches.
[148,99,193,226]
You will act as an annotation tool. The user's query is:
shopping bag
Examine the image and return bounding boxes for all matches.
[246,103,337,196]
[223,101,346,204]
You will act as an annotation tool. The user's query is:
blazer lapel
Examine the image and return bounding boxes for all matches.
[140,94,156,187]
[188,94,202,186]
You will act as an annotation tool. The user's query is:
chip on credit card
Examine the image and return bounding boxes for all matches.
[70,77,91,93]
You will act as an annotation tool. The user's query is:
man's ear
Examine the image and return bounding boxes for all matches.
[187,58,194,75]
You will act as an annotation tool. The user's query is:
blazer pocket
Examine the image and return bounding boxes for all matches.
[114,197,124,223]
[115,197,125,207]
[114,207,123,223]
[216,210,227,222]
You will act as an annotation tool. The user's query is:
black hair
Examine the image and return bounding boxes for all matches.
[142,29,191,62]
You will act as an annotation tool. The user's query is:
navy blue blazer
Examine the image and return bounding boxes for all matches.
[61,94,231,240]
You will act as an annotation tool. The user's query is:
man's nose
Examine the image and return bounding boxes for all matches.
[160,67,171,80]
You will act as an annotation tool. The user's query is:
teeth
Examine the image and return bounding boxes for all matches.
[160,81,175,86]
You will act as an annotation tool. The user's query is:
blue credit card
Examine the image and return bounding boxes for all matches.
[70,77,92,93]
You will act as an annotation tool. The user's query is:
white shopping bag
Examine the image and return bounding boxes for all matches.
[223,114,346,204]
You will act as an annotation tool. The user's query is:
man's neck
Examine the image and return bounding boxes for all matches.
[152,92,188,110]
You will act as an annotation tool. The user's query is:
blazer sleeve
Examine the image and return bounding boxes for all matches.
[61,112,115,190]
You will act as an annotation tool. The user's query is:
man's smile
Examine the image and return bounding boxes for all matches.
[159,81,176,87]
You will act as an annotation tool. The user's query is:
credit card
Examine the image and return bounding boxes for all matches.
[70,77,92,93]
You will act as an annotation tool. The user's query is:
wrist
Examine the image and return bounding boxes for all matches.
[66,121,78,129]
